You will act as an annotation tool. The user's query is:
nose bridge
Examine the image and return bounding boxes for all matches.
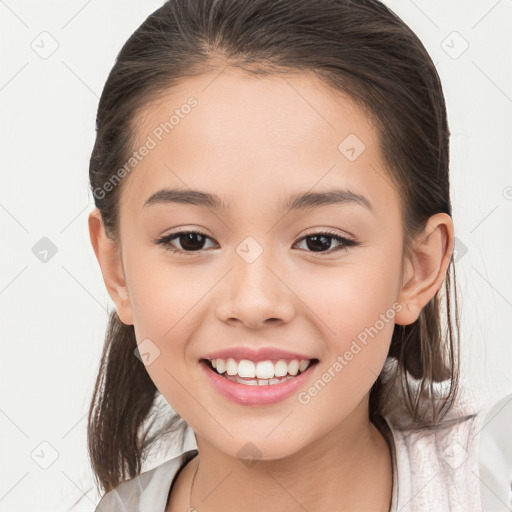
[216,235,295,327]
[234,240,274,294]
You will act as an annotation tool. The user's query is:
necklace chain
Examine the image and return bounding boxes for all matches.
[188,457,200,510]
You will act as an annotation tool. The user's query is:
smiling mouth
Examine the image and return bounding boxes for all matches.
[201,359,319,386]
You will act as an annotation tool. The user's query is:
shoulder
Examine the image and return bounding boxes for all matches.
[380,378,487,512]
[93,449,198,512]
[477,392,512,511]
[383,387,512,512]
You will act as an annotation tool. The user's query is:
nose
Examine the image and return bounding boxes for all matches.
[215,251,296,329]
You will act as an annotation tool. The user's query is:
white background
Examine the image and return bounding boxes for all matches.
[1,0,511,510]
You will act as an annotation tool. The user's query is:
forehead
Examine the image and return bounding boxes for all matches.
[134,68,371,151]
[120,68,398,219]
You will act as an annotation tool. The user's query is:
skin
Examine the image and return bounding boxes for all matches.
[89,67,454,511]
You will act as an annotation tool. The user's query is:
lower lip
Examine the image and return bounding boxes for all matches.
[199,360,318,406]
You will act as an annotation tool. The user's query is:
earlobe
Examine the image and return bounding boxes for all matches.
[88,208,134,325]
[394,213,454,326]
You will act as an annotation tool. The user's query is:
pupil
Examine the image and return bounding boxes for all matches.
[181,233,205,251]
[307,235,330,252]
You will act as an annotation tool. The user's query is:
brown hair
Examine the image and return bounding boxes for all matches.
[88,0,461,494]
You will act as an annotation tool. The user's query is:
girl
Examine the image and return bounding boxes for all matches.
[86,0,507,510]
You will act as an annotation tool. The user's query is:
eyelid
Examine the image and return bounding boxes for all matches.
[300,227,356,240]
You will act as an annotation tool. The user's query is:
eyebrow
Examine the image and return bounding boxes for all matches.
[143,187,373,213]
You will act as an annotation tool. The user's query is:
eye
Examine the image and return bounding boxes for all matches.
[157,230,217,254]
[156,229,360,255]
[293,230,360,255]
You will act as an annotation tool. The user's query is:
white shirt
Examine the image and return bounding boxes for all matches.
[94,394,512,512]
[477,393,512,511]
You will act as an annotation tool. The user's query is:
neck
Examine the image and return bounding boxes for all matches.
[185,402,393,512]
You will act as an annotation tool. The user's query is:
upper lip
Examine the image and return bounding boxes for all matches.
[202,346,316,362]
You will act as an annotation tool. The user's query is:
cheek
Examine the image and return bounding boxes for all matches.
[297,289,396,420]
[128,269,202,418]
[300,257,400,343]
[295,259,399,400]
[126,259,212,398]
[128,256,207,340]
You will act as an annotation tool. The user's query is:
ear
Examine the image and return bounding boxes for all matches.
[395,213,454,326]
[88,208,134,325]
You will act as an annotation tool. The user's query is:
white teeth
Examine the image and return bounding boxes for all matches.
[299,359,310,372]
[238,359,256,378]
[226,358,238,376]
[208,357,313,381]
[255,360,275,379]
[228,375,296,386]
[274,360,288,377]
[216,358,226,374]
[287,360,300,376]
[234,376,258,386]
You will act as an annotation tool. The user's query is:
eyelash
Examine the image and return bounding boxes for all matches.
[156,229,361,256]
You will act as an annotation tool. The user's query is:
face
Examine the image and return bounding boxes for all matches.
[108,68,409,460]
